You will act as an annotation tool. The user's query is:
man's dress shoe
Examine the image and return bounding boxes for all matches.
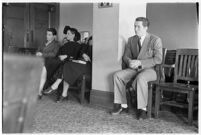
[111,107,128,115]
[137,109,147,120]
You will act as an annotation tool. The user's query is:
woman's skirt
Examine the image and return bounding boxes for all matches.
[44,57,62,79]
[63,61,91,85]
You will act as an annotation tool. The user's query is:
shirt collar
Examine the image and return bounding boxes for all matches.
[139,33,147,46]
[140,35,146,42]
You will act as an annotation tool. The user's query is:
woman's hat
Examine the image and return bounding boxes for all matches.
[63,25,71,34]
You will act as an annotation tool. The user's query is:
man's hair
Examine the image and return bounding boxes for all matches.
[135,17,150,27]
[47,28,57,35]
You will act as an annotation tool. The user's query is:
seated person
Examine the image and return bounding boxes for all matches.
[111,17,162,120]
[44,36,93,103]
[62,25,70,45]
[36,28,60,99]
[59,36,93,102]
[62,25,81,45]
[43,27,82,96]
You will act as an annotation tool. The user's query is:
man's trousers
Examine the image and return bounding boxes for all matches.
[113,68,157,109]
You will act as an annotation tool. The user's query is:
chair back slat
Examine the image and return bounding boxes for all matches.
[178,55,183,77]
[186,55,192,77]
[182,55,188,77]
[164,50,176,65]
[162,48,167,65]
[192,55,198,79]
[195,56,198,79]
[189,55,195,79]
[174,49,198,82]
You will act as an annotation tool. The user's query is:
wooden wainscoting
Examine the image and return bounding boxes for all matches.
[90,89,114,109]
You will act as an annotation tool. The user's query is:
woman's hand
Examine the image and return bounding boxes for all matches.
[82,53,91,62]
[36,52,43,56]
[59,55,68,61]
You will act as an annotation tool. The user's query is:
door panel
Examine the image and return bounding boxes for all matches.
[7,18,25,47]
[3,4,26,51]
[3,3,58,53]
[31,4,49,48]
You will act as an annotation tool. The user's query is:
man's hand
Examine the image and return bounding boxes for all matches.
[36,52,43,57]
[82,53,91,62]
[59,55,68,61]
[129,59,141,69]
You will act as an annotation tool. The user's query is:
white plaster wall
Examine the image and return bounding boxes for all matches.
[118,3,146,62]
[92,3,119,92]
[92,3,147,92]
[58,3,93,42]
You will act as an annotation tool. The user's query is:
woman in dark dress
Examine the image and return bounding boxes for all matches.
[36,28,60,98]
[57,36,93,102]
[43,27,81,95]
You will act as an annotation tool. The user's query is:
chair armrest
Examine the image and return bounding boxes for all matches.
[154,64,164,83]
[152,63,175,84]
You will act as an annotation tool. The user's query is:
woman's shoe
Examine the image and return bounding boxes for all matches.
[38,94,43,100]
[56,96,68,103]
[43,87,56,94]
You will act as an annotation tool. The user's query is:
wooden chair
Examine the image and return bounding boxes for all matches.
[154,50,176,102]
[126,48,167,118]
[57,74,91,104]
[76,74,91,104]
[147,48,167,118]
[154,49,198,124]
[148,49,176,118]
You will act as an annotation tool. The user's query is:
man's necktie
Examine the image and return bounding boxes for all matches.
[138,37,141,52]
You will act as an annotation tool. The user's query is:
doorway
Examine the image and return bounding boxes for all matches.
[2,3,59,53]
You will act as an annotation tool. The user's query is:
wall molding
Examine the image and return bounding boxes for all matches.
[90,89,114,109]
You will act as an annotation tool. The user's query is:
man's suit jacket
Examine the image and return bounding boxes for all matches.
[37,40,60,58]
[37,40,61,78]
[122,33,163,70]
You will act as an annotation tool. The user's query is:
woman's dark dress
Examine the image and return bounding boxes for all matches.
[37,40,60,79]
[53,41,82,79]
[57,41,81,60]
[63,44,92,85]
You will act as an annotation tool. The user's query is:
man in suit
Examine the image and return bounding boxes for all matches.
[111,17,163,120]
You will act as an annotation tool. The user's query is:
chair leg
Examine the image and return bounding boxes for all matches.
[188,91,194,125]
[126,89,131,112]
[80,75,86,104]
[147,84,153,119]
[154,86,161,118]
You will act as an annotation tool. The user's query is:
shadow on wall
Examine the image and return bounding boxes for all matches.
[106,35,127,93]
[118,35,127,62]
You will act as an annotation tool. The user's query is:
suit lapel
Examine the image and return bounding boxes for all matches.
[44,40,55,50]
[137,33,150,59]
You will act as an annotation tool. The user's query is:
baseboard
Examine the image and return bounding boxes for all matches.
[90,89,114,109]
